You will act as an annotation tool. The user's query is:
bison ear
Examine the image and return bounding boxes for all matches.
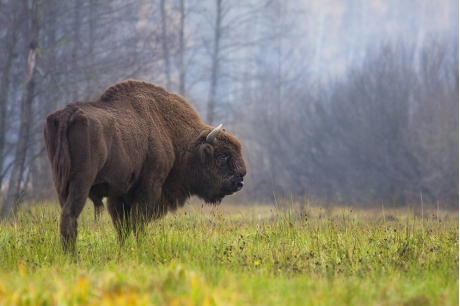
[197,142,214,163]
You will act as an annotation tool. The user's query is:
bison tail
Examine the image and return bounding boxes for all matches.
[51,106,78,199]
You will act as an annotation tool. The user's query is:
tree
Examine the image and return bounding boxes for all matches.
[0,1,22,191]
[177,0,186,96]
[160,0,172,90]
[205,0,222,125]
[409,40,459,206]
[3,0,41,216]
[203,0,273,125]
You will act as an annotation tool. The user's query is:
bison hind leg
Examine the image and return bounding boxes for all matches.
[60,213,78,255]
[60,178,93,254]
[60,204,82,255]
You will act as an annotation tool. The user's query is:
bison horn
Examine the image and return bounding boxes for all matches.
[206,124,223,144]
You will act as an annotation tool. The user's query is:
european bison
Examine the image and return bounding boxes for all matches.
[44,80,246,251]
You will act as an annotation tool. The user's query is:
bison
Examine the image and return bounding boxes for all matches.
[44,80,246,251]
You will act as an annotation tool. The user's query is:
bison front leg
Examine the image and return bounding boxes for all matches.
[131,203,152,243]
[131,180,164,243]
[89,194,104,222]
[107,196,132,245]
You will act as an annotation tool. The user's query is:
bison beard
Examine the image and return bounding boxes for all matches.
[43,80,246,252]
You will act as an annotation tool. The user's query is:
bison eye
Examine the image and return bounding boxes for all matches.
[217,154,229,163]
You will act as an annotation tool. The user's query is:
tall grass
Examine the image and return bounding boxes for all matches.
[0,201,458,305]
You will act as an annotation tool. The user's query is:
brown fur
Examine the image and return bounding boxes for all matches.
[43,80,246,251]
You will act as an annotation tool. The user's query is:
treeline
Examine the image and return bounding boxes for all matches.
[0,0,458,214]
[243,41,458,207]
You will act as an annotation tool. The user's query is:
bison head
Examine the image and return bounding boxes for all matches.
[190,124,246,204]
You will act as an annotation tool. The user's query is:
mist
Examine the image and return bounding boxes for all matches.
[0,0,458,212]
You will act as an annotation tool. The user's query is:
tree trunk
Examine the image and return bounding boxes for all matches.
[2,0,40,217]
[71,0,81,102]
[206,0,222,125]
[178,0,186,96]
[160,0,171,90]
[0,17,19,190]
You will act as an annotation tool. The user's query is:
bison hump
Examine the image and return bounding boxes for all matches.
[99,80,166,102]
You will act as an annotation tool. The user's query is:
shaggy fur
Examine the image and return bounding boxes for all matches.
[43,80,246,251]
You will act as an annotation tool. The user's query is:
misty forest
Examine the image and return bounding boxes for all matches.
[0,0,458,215]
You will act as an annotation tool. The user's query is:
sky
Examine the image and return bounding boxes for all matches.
[296,0,458,78]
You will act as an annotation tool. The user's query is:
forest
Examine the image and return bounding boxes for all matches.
[0,0,458,215]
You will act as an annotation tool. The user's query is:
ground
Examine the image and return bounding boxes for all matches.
[0,200,458,305]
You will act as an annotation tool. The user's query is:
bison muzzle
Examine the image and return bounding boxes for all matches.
[43,80,246,252]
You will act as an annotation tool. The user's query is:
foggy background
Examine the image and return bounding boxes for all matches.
[0,0,458,214]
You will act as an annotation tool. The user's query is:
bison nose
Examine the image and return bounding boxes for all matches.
[235,179,244,191]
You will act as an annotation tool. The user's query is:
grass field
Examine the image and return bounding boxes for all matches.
[0,200,458,305]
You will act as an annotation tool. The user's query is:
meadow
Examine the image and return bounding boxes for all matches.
[0,200,458,305]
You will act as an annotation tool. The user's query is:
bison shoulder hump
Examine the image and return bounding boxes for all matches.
[99,80,155,102]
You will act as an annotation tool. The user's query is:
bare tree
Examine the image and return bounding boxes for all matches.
[0,1,21,191]
[160,0,172,90]
[206,0,222,125]
[3,0,40,216]
[177,0,186,96]
[409,40,459,205]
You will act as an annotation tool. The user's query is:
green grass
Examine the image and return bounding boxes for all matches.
[0,201,458,305]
